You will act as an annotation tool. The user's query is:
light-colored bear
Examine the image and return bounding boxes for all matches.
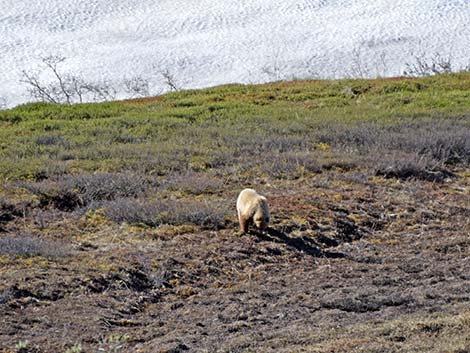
[236,188,270,233]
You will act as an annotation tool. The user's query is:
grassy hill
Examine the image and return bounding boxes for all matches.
[0,74,469,352]
[1,73,470,181]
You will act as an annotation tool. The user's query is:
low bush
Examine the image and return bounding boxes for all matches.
[164,172,224,194]
[35,134,69,148]
[0,234,69,258]
[373,153,455,182]
[102,198,230,229]
[316,119,470,165]
[0,198,22,230]
[261,152,322,179]
[19,172,155,211]
[62,172,153,203]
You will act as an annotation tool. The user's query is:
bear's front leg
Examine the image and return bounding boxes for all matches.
[238,215,249,233]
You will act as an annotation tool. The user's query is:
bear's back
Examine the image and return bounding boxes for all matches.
[237,188,260,214]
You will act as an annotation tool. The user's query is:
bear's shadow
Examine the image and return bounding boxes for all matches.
[253,228,344,259]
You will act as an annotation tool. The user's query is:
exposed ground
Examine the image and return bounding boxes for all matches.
[0,75,469,352]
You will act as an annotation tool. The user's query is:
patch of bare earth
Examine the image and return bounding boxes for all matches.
[0,171,469,352]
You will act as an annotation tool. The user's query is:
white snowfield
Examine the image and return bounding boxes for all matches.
[1,0,470,108]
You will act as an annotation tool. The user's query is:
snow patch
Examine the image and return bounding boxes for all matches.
[1,0,470,107]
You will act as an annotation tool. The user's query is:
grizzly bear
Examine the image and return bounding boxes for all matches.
[236,188,270,233]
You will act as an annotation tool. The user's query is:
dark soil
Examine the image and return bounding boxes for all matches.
[0,170,469,353]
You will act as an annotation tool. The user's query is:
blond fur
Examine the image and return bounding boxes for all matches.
[236,188,270,233]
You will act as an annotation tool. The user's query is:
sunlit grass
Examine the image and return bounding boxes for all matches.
[1,73,469,182]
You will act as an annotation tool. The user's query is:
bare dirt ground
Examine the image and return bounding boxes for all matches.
[1,170,469,352]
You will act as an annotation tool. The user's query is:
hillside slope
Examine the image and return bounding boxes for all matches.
[0,74,469,352]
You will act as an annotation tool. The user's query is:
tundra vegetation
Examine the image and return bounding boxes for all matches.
[0,73,469,352]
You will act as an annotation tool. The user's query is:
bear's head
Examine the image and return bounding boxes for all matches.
[254,197,270,230]
[254,214,269,230]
